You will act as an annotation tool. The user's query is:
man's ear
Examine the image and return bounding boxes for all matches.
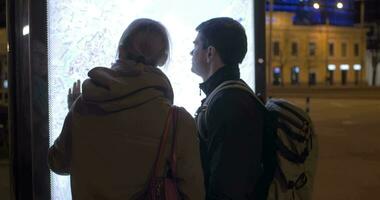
[206,46,216,63]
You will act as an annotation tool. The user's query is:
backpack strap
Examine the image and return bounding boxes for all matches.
[204,80,264,106]
[201,80,265,127]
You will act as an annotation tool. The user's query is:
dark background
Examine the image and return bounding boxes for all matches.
[354,0,380,23]
[0,0,4,28]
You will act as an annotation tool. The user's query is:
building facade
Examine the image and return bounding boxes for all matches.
[266,0,368,85]
[365,21,380,86]
[266,1,367,86]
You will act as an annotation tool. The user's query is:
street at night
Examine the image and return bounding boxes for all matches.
[276,95,380,200]
[2,0,380,199]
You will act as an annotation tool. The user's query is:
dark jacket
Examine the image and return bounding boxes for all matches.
[196,65,265,200]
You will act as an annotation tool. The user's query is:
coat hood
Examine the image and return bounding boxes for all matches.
[81,60,173,112]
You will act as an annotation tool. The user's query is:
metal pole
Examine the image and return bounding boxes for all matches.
[360,0,365,85]
[267,0,274,87]
[372,51,378,86]
[255,0,267,101]
[306,97,310,113]
[325,9,330,87]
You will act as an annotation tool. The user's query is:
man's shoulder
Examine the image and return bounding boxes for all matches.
[208,86,254,106]
[206,84,265,116]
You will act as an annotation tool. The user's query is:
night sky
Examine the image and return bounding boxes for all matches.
[354,0,380,23]
[268,0,380,24]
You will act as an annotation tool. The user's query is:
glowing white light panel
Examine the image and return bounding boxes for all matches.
[48,0,254,199]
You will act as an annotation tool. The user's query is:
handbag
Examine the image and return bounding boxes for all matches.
[139,106,181,200]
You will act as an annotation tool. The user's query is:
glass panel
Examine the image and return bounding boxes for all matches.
[47,1,255,199]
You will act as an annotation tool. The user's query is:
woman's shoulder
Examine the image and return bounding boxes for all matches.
[173,106,196,134]
[174,106,194,123]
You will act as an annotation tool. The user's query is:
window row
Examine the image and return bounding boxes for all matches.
[272,41,360,57]
[272,64,362,86]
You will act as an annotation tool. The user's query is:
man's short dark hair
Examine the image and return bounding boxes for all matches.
[196,17,247,66]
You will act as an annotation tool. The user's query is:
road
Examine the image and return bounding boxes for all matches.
[268,86,380,99]
[288,98,380,200]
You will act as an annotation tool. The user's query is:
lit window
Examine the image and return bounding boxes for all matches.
[3,80,8,89]
[328,64,336,71]
[340,64,350,71]
[353,64,361,71]
[293,66,300,73]
[274,67,281,74]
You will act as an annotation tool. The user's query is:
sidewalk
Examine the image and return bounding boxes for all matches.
[268,85,380,99]
[288,98,380,199]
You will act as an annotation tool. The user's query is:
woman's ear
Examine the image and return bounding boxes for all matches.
[157,51,168,67]
[118,46,126,60]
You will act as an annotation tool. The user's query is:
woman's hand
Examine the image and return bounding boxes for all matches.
[67,80,81,110]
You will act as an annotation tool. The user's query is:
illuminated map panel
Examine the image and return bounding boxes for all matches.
[48,0,254,199]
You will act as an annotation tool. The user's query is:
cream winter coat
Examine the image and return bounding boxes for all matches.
[48,60,204,199]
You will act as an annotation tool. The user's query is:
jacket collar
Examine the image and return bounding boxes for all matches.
[199,65,240,96]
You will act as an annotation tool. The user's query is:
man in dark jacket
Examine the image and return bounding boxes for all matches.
[191,17,265,200]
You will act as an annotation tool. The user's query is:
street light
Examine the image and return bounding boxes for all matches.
[337,2,344,9]
[313,2,344,10]
[313,2,320,10]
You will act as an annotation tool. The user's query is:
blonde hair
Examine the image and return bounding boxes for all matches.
[118,18,170,67]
